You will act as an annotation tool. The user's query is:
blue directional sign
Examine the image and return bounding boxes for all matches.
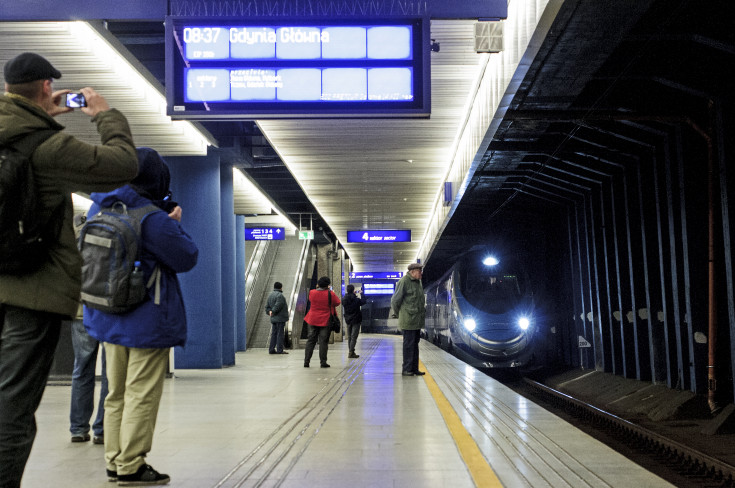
[350,272,403,279]
[346,230,411,243]
[245,227,285,241]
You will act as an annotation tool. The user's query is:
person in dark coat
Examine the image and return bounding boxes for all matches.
[84,147,198,485]
[0,52,138,488]
[342,284,367,358]
[265,281,289,354]
[303,276,341,368]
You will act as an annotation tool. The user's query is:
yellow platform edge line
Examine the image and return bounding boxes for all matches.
[419,360,504,488]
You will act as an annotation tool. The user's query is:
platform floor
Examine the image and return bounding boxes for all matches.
[23,334,673,487]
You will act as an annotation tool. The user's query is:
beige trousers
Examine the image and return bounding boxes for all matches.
[103,343,169,475]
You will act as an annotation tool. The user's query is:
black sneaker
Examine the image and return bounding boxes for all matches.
[117,464,170,486]
[107,469,118,482]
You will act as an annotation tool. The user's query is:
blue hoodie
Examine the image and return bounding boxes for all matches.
[84,185,198,348]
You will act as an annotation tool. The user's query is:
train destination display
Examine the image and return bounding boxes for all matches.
[166,17,430,118]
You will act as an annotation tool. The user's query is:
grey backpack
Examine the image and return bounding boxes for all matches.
[78,202,160,314]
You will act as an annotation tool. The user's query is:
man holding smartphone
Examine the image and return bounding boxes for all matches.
[0,52,138,488]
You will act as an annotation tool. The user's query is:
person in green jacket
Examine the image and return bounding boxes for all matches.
[391,263,427,376]
[0,52,138,488]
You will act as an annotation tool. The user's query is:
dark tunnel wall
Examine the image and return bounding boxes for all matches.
[564,108,734,403]
[427,0,735,405]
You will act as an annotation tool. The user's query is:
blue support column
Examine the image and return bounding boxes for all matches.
[165,150,223,368]
[236,215,247,351]
[220,163,236,366]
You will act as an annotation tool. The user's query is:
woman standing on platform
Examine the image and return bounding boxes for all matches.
[303,276,341,368]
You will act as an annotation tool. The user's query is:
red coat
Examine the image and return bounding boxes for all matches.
[304,288,341,327]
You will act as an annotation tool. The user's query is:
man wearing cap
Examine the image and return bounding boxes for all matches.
[0,52,138,487]
[391,263,427,376]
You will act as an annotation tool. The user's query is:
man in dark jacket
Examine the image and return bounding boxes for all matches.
[266,282,289,354]
[0,52,138,488]
[342,284,367,358]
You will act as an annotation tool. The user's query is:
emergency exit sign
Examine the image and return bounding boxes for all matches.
[299,230,314,240]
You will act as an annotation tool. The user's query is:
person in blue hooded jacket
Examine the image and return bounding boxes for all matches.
[84,147,198,486]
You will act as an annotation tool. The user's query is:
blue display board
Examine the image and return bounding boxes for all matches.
[245,227,285,240]
[166,17,430,118]
[350,272,403,279]
[346,230,411,243]
[363,283,395,295]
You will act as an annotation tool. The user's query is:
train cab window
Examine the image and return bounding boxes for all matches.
[461,267,523,313]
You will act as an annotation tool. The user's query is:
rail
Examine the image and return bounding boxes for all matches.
[524,378,735,486]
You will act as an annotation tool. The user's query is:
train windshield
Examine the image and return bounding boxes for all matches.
[460,264,523,313]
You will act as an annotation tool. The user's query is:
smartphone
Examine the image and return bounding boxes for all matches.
[65,93,87,108]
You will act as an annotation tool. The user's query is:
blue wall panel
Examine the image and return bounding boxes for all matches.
[220,162,236,366]
[166,150,224,368]
[236,215,247,351]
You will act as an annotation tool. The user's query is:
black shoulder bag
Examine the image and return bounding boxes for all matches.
[327,291,341,333]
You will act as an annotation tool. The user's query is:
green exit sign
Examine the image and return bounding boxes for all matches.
[299,230,314,240]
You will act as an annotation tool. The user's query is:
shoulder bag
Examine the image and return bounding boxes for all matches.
[327,290,341,333]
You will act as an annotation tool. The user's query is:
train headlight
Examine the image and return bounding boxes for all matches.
[464,318,476,331]
[518,317,530,330]
[483,256,499,266]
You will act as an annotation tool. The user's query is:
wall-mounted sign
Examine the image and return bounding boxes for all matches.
[363,283,395,295]
[245,227,285,240]
[298,230,314,240]
[165,17,430,118]
[350,272,403,279]
[346,230,411,243]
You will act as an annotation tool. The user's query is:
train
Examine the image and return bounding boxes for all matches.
[423,247,554,370]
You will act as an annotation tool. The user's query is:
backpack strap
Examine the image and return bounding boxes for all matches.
[10,129,58,158]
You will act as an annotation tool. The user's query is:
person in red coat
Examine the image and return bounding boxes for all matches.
[303,276,341,368]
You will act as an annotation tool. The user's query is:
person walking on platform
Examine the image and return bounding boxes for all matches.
[84,148,198,486]
[391,263,426,376]
[266,281,289,354]
[303,276,341,368]
[0,52,138,488]
[342,284,367,358]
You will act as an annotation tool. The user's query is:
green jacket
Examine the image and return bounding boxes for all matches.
[0,93,138,317]
[391,273,426,330]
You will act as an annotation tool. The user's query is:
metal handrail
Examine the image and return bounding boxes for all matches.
[286,238,311,346]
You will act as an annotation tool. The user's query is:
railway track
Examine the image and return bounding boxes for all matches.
[515,378,735,488]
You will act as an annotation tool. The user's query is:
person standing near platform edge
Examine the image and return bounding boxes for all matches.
[0,52,138,488]
[391,263,426,376]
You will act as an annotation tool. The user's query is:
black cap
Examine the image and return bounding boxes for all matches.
[3,52,62,84]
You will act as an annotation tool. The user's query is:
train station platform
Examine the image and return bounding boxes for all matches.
[24,334,673,488]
